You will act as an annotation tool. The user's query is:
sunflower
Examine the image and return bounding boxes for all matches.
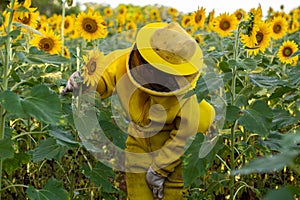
[30,30,62,54]
[277,40,299,66]
[82,50,105,87]
[103,7,113,17]
[193,33,203,44]
[149,8,161,22]
[212,13,238,37]
[61,46,70,58]
[181,14,192,28]
[192,7,206,29]
[241,22,272,56]
[64,15,74,35]
[14,7,39,29]
[168,7,178,21]
[125,21,137,30]
[206,9,215,32]
[75,10,107,41]
[233,9,246,21]
[8,0,32,20]
[288,12,299,34]
[271,16,288,40]
[118,5,127,16]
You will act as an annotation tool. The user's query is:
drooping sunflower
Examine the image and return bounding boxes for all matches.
[82,50,105,87]
[233,9,247,21]
[30,30,62,54]
[212,13,238,37]
[15,7,39,29]
[271,16,288,40]
[75,10,108,41]
[206,9,215,32]
[8,0,32,20]
[241,22,272,56]
[288,11,299,34]
[192,7,206,29]
[277,40,299,66]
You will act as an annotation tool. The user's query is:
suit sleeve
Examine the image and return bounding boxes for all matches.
[96,48,130,99]
[152,95,200,177]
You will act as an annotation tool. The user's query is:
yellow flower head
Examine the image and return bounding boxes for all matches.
[104,7,113,17]
[241,22,272,56]
[181,14,192,28]
[213,13,238,37]
[234,9,247,21]
[277,40,299,66]
[15,7,39,29]
[271,16,288,40]
[82,50,105,87]
[64,15,75,35]
[192,7,206,29]
[30,30,62,54]
[75,10,108,41]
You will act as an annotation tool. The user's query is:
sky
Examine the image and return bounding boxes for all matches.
[75,0,300,16]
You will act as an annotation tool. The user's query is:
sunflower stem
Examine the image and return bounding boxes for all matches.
[0,0,15,198]
[229,23,241,200]
[61,0,66,56]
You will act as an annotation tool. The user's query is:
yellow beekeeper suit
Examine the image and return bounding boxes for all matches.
[94,22,215,199]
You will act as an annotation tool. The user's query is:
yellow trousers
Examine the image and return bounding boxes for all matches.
[125,131,187,200]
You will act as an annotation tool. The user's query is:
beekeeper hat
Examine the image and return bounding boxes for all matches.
[136,22,203,76]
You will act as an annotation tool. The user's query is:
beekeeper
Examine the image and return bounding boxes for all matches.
[62,22,215,200]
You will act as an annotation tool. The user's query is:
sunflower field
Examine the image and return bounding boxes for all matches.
[0,0,300,199]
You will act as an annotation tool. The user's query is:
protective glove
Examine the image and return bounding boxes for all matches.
[146,166,166,199]
[60,71,83,95]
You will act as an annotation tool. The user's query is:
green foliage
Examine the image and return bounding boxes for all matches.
[0,85,62,124]
[26,178,69,200]
[0,1,299,200]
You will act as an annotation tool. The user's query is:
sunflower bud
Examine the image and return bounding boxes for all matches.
[240,12,255,36]
[67,0,73,7]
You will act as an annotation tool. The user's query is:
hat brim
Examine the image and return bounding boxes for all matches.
[136,22,203,76]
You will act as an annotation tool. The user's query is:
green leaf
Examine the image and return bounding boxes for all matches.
[48,126,80,148]
[0,91,27,117]
[194,76,209,103]
[272,108,299,130]
[238,100,272,136]
[218,61,231,72]
[249,74,286,89]
[82,161,117,193]
[21,85,62,124]
[225,105,240,122]
[26,178,69,200]
[23,47,69,65]
[30,138,68,162]
[8,29,21,39]
[0,86,62,123]
[182,133,223,187]
[0,138,14,160]
[263,187,294,200]
[3,152,31,175]
[232,151,297,175]
[242,58,256,70]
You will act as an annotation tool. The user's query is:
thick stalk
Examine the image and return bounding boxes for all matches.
[0,1,15,198]
[61,0,66,56]
[229,26,241,200]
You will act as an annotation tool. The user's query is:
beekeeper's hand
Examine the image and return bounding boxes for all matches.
[146,166,166,199]
[61,71,83,95]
